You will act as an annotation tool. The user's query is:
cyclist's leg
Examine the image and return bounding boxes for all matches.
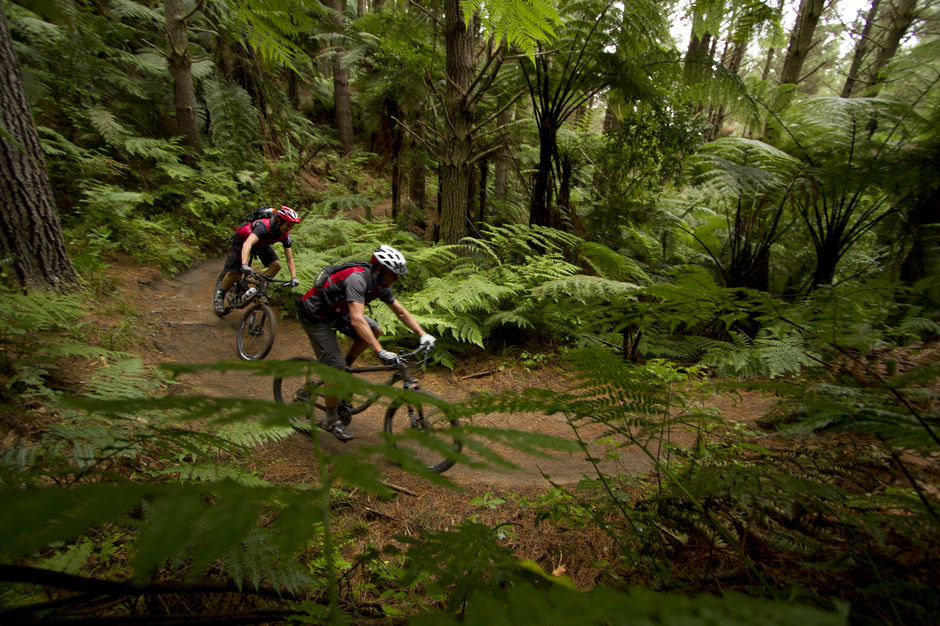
[300,318,354,441]
[338,315,382,366]
[218,243,243,292]
[257,245,281,277]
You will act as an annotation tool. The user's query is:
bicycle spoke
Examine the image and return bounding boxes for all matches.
[384,391,460,473]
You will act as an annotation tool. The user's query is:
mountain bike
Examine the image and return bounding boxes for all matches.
[213,269,292,361]
[272,344,461,473]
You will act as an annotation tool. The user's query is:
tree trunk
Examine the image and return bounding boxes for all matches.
[529,121,557,228]
[408,128,428,236]
[493,108,511,205]
[841,0,881,97]
[438,0,474,244]
[779,0,827,85]
[0,11,77,288]
[866,0,918,95]
[325,0,355,155]
[477,159,488,224]
[165,0,201,153]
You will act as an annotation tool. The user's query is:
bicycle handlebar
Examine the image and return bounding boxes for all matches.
[245,271,295,287]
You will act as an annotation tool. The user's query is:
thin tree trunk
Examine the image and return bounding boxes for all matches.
[779,0,827,85]
[165,0,201,153]
[529,121,556,228]
[493,108,511,205]
[866,0,918,95]
[841,0,882,97]
[477,159,488,223]
[0,10,77,288]
[325,0,355,155]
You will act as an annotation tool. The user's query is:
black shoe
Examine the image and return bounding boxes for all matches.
[319,419,354,442]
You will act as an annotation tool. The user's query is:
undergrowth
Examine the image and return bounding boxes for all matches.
[0,262,937,624]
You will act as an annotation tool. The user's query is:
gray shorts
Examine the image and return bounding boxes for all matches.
[300,314,380,369]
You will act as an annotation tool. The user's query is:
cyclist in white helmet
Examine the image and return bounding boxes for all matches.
[296,244,435,441]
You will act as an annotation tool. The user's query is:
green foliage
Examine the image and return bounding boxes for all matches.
[418,583,847,625]
[461,0,562,58]
[204,78,262,171]
[0,288,106,403]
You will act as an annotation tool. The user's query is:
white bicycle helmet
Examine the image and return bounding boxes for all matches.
[371,244,408,275]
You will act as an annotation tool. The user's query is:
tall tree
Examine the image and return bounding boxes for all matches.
[865,0,920,95]
[438,0,480,243]
[165,0,201,153]
[779,0,828,85]
[0,9,76,288]
[325,0,355,155]
[841,0,882,97]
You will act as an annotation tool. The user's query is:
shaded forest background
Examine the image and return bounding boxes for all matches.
[0,0,938,624]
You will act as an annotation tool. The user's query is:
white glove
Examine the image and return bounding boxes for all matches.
[241,264,253,275]
[288,277,299,287]
[378,350,400,365]
[419,333,436,348]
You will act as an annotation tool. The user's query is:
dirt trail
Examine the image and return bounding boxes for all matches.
[139,259,766,489]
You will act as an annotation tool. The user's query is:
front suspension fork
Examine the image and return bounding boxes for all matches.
[403,378,420,428]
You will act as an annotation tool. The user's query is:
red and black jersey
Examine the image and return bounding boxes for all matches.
[235,218,292,248]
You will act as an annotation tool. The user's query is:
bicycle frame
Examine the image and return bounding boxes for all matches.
[235,271,291,307]
[334,347,430,417]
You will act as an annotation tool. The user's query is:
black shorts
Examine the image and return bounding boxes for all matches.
[223,241,278,273]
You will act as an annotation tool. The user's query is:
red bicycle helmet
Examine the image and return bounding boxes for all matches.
[275,205,300,222]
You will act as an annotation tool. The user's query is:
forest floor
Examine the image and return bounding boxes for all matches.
[103,257,775,588]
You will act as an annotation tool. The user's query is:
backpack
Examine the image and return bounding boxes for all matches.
[229,207,277,244]
[313,261,371,291]
[243,206,276,225]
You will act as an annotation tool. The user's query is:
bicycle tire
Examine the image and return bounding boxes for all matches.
[236,303,276,360]
[273,357,324,433]
[384,390,460,473]
[213,269,238,318]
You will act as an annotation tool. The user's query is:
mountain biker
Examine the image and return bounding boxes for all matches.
[297,244,435,441]
[214,205,301,315]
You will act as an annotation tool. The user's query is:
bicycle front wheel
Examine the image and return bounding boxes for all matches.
[384,391,461,473]
[237,303,276,360]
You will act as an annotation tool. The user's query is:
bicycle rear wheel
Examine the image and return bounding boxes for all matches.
[273,357,325,433]
[213,269,238,317]
[384,390,460,473]
[237,303,276,360]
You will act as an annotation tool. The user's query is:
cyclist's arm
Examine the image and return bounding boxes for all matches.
[348,301,384,354]
[387,300,427,337]
[284,246,298,281]
[240,233,260,266]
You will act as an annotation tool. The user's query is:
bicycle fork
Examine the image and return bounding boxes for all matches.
[403,377,421,428]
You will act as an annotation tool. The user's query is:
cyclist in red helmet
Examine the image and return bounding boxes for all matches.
[296,244,435,441]
[214,206,301,315]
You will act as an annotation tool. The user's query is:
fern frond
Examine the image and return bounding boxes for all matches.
[532,275,640,304]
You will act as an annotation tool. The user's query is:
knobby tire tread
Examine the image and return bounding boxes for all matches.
[237,303,276,360]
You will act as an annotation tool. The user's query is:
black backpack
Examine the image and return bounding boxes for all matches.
[243,206,276,225]
[229,206,277,244]
[313,261,371,291]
